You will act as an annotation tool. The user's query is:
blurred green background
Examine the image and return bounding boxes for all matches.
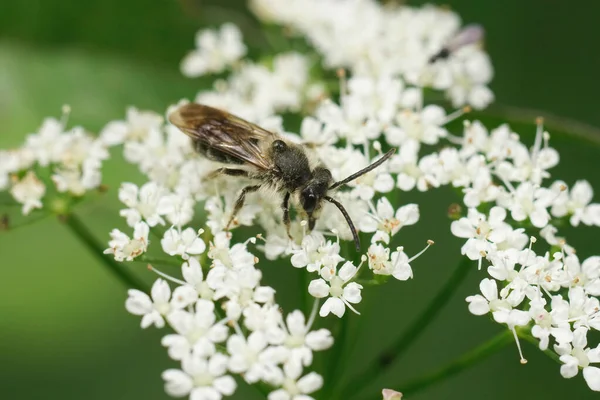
[1,1,600,399]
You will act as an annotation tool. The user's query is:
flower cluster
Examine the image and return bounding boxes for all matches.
[126,255,332,399]
[443,119,600,390]
[250,0,494,109]
[1,107,109,215]
[3,0,600,397]
[181,23,247,77]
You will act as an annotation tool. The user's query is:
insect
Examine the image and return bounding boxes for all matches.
[168,103,395,250]
[429,24,484,63]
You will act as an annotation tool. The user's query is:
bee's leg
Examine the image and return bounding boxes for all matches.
[204,168,248,181]
[281,192,293,240]
[308,217,316,231]
[225,185,261,230]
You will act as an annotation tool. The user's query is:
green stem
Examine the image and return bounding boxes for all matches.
[0,212,51,231]
[381,330,513,399]
[323,313,349,399]
[340,257,472,398]
[138,255,182,268]
[62,213,147,291]
[355,278,386,286]
[518,330,561,364]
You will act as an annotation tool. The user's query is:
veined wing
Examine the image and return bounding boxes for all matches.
[168,103,277,170]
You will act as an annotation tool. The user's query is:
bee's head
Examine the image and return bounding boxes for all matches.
[300,167,333,230]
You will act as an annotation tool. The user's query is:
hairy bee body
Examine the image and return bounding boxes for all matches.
[169,103,394,250]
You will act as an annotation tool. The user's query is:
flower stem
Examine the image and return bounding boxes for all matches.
[61,213,147,291]
[138,255,182,268]
[0,212,51,231]
[322,312,349,398]
[380,330,513,399]
[518,330,561,364]
[340,257,472,398]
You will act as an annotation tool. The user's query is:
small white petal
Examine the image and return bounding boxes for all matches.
[297,372,324,394]
[125,290,153,315]
[162,369,193,397]
[584,367,600,391]
[213,376,237,395]
[466,295,490,315]
[479,278,498,302]
[320,297,345,318]
[305,329,334,351]
[308,279,330,298]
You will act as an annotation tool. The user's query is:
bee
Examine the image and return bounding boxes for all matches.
[168,103,395,250]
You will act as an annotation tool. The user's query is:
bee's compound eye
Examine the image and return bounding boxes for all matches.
[272,140,287,152]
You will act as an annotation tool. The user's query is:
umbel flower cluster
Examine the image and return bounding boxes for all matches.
[2,0,600,398]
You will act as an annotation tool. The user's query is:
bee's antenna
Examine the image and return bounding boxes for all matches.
[329,148,396,191]
[324,195,361,251]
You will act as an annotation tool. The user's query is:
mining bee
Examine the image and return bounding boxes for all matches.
[168,103,395,251]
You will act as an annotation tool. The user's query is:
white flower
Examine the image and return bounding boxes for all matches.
[555,327,600,391]
[104,222,149,261]
[181,258,215,300]
[269,309,334,366]
[444,48,494,109]
[181,23,247,77]
[162,352,237,400]
[451,207,511,265]
[125,279,185,328]
[118,182,167,227]
[316,98,382,145]
[551,180,600,227]
[466,278,515,317]
[162,227,206,259]
[267,360,323,400]
[208,264,275,320]
[308,261,362,318]
[227,331,285,384]
[291,233,343,273]
[208,232,257,270]
[360,198,419,244]
[382,388,403,400]
[99,107,163,146]
[162,299,229,360]
[25,117,64,166]
[530,304,573,351]
[242,303,283,334]
[10,171,46,215]
[387,140,425,192]
[159,192,196,227]
[386,106,448,146]
[505,182,553,228]
[365,244,416,280]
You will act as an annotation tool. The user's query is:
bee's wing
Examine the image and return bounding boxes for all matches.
[169,103,277,170]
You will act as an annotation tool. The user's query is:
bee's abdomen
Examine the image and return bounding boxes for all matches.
[194,140,244,165]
